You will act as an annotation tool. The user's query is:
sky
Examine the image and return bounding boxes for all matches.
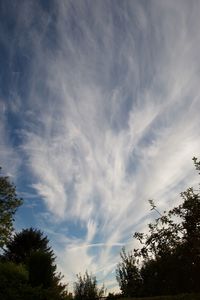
[0,0,200,294]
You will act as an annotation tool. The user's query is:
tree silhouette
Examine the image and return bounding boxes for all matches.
[28,250,56,288]
[116,157,200,296]
[4,227,54,264]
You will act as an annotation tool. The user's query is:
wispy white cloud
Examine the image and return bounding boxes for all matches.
[1,0,200,293]
[0,100,20,176]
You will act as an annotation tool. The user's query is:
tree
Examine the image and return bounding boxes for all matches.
[28,250,56,288]
[116,247,141,297]
[0,259,69,300]
[115,157,200,296]
[169,185,200,291]
[4,227,69,299]
[74,271,105,300]
[0,167,22,249]
[132,157,200,295]
[0,261,28,300]
[28,250,69,299]
[4,227,54,264]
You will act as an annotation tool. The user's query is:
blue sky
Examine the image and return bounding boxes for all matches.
[1,0,200,293]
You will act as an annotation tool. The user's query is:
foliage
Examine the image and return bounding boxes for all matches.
[74,271,105,300]
[116,157,200,297]
[4,227,55,264]
[0,262,68,300]
[107,292,123,299]
[0,255,69,300]
[0,261,28,300]
[117,293,200,300]
[0,166,70,299]
[116,247,142,297]
[27,246,68,299]
[0,167,22,249]
[28,250,56,288]
[3,227,68,299]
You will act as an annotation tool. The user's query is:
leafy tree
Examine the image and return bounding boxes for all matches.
[170,185,200,291]
[133,157,200,295]
[133,199,183,261]
[0,260,67,300]
[116,157,200,296]
[116,247,141,297]
[0,167,22,249]
[74,271,105,300]
[0,261,28,300]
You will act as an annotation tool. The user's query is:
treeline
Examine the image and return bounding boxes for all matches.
[0,158,200,299]
[115,157,200,298]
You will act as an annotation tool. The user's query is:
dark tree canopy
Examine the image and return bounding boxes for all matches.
[28,250,56,288]
[4,227,54,264]
[0,167,22,249]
